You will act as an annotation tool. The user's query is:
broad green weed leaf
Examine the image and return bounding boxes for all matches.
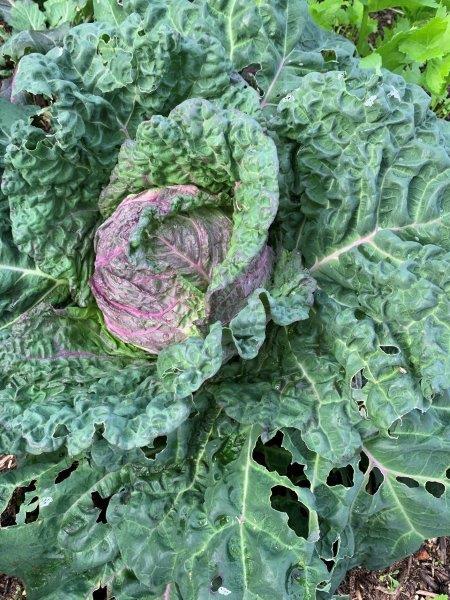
[398,16,450,63]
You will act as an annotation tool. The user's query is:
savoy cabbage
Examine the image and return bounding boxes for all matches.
[0,1,449,599]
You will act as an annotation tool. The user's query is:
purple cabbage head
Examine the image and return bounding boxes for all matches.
[91,185,273,353]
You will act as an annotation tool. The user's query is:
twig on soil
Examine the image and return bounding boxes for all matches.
[375,585,396,594]
[394,555,413,599]
[416,591,440,598]
[0,455,15,471]
[438,537,447,564]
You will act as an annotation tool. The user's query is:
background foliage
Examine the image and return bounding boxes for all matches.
[308,0,450,118]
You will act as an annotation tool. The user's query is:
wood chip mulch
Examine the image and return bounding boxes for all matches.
[338,538,450,599]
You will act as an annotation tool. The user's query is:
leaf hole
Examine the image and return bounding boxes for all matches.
[93,586,107,599]
[425,481,445,498]
[211,576,223,592]
[0,481,36,527]
[252,431,288,471]
[365,467,384,495]
[252,433,309,487]
[358,452,370,474]
[286,462,310,488]
[270,485,309,539]
[54,461,79,484]
[354,309,366,320]
[53,424,69,438]
[25,500,39,524]
[140,436,167,460]
[446,467,450,479]
[326,465,354,488]
[91,491,112,524]
[321,558,335,572]
[332,539,339,557]
[396,476,419,489]
[379,345,400,355]
[321,49,337,62]
[351,370,368,389]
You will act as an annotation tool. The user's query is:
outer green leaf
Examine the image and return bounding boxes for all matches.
[108,407,327,598]
[157,322,224,396]
[280,402,450,592]
[44,0,85,28]
[0,99,66,335]
[214,320,363,464]
[0,25,69,66]
[0,452,152,599]
[205,0,355,105]
[275,69,450,403]
[0,306,190,456]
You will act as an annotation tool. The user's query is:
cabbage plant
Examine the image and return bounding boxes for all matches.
[0,1,449,599]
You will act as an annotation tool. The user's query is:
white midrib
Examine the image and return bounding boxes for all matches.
[261,0,291,107]
[227,0,238,60]
[310,230,379,272]
[0,264,61,281]
[309,216,444,272]
[239,435,252,591]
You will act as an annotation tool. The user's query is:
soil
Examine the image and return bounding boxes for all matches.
[338,538,450,599]
[367,9,399,47]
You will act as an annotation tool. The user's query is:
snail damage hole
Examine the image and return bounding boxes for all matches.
[55,461,79,484]
[93,585,107,599]
[326,464,354,488]
[425,481,445,498]
[0,481,36,527]
[91,491,112,524]
[379,345,400,355]
[358,451,370,474]
[351,370,368,389]
[252,433,309,488]
[211,575,223,592]
[396,476,419,489]
[140,435,167,460]
[365,467,384,495]
[270,485,309,539]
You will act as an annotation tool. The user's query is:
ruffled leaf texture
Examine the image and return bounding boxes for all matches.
[274,68,450,402]
[209,70,449,469]
[0,2,259,305]
[0,98,67,337]
[0,3,450,599]
[0,305,191,457]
